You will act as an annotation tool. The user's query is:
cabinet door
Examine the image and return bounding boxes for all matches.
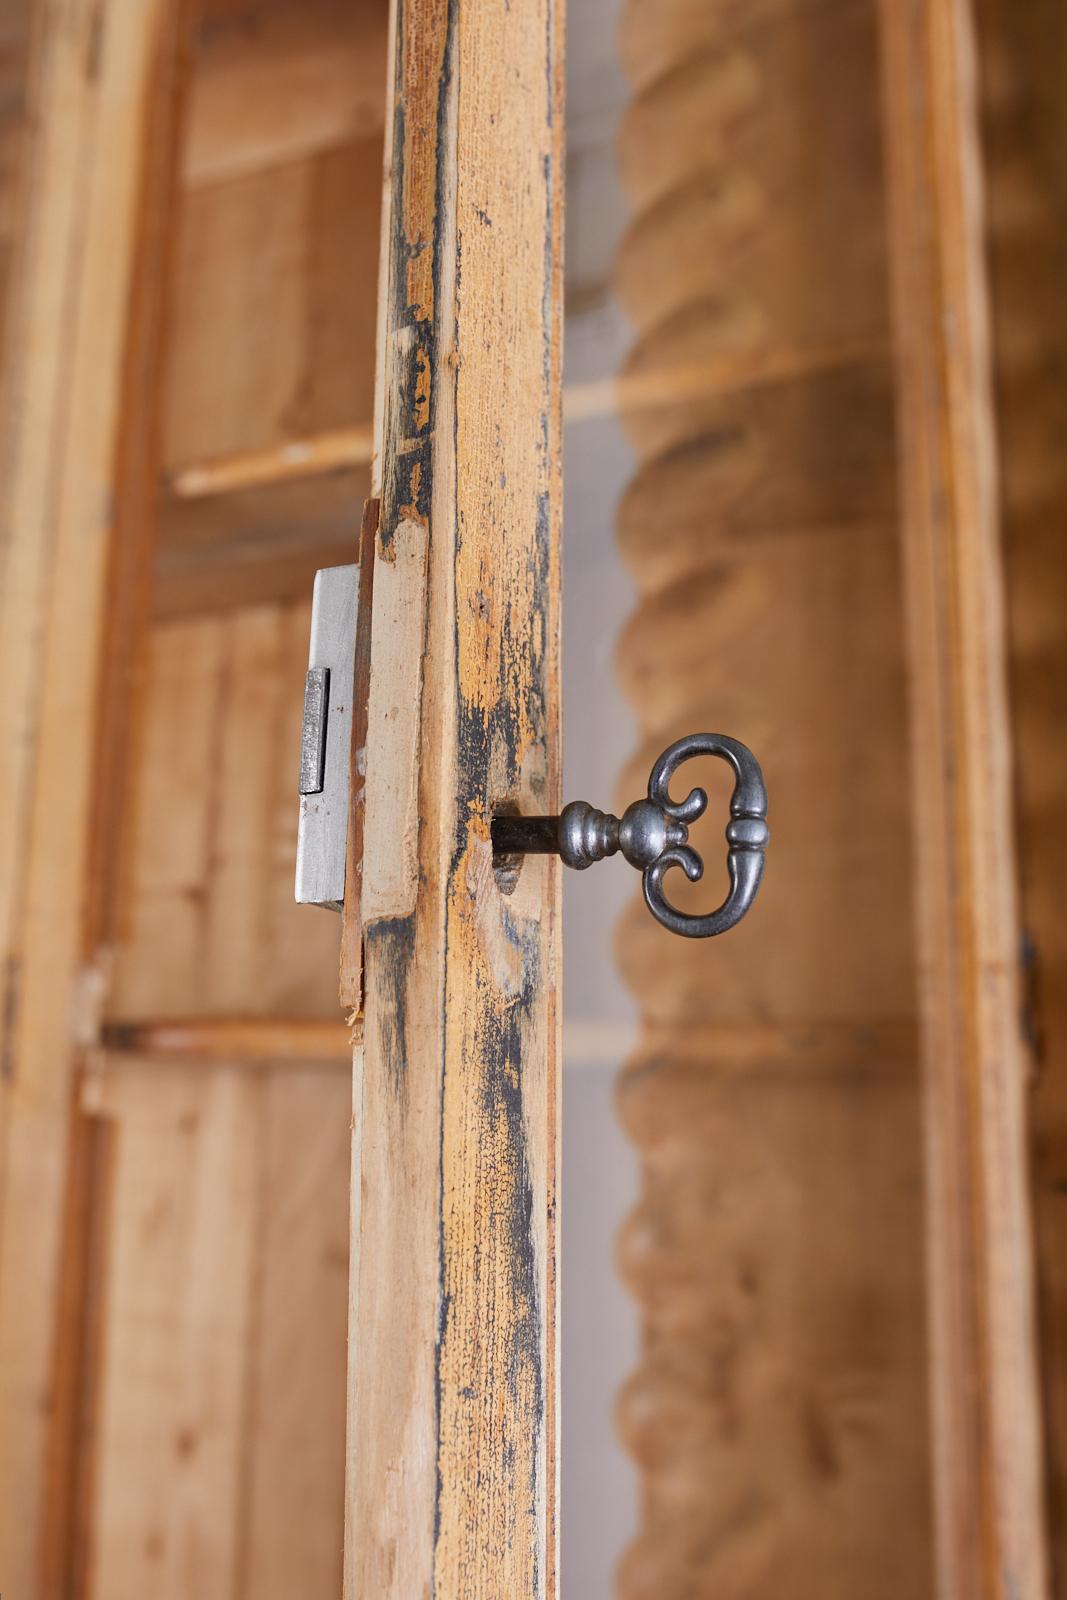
[342,3,564,1597]
[0,0,190,1588]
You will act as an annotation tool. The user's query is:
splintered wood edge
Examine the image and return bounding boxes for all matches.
[339,495,380,1012]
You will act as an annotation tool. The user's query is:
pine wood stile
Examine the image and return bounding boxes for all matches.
[343,1,564,1596]
[0,0,195,1587]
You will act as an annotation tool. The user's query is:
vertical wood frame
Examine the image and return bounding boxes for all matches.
[879,1,1048,1595]
[975,1,1067,1581]
[344,1,563,1595]
[0,0,191,1589]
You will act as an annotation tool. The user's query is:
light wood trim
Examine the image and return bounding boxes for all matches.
[567,339,889,423]
[167,422,376,497]
[338,495,380,1010]
[879,1,1049,1594]
[164,347,887,502]
[74,1058,351,1596]
[99,1016,358,1061]
[97,1015,650,1067]
[98,1016,902,1071]
[0,0,190,1588]
[342,0,563,1594]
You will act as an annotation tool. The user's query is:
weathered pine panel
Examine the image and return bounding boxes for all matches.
[154,467,369,617]
[0,0,189,1586]
[343,0,564,1594]
[81,1057,349,1600]
[110,603,345,1021]
[164,136,382,472]
[613,0,933,1593]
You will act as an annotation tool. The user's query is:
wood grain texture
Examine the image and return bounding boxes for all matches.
[80,1057,349,1599]
[338,495,379,1010]
[0,0,189,1586]
[183,0,388,188]
[974,0,1067,1589]
[616,1034,927,1598]
[100,1015,354,1061]
[154,467,367,617]
[109,602,346,1021]
[163,134,382,471]
[612,1,933,1593]
[358,515,428,925]
[0,0,32,353]
[343,0,563,1594]
[168,424,375,497]
[878,1,1049,1595]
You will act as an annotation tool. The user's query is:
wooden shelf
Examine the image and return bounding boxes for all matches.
[165,342,887,503]
[100,1016,355,1061]
[168,424,375,498]
[98,1014,648,1066]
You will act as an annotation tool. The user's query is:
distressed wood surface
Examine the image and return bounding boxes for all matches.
[343,0,563,1594]
[613,1,933,1593]
[0,0,190,1587]
[878,1,1049,1595]
[338,495,378,1010]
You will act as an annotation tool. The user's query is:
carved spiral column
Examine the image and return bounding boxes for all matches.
[612,2,933,1594]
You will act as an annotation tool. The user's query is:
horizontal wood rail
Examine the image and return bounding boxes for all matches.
[166,341,887,501]
[97,1014,914,1068]
[99,1016,357,1060]
[168,424,375,498]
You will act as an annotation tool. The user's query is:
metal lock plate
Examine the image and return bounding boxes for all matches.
[295,564,359,910]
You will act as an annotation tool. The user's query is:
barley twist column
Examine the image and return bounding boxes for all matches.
[611,3,933,1594]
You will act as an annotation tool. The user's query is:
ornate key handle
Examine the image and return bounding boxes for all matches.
[491,733,769,939]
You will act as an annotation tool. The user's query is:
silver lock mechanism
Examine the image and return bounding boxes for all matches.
[295,552,769,941]
[295,564,359,911]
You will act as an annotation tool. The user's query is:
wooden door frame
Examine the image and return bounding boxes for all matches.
[0,0,192,1587]
[342,1,564,1595]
